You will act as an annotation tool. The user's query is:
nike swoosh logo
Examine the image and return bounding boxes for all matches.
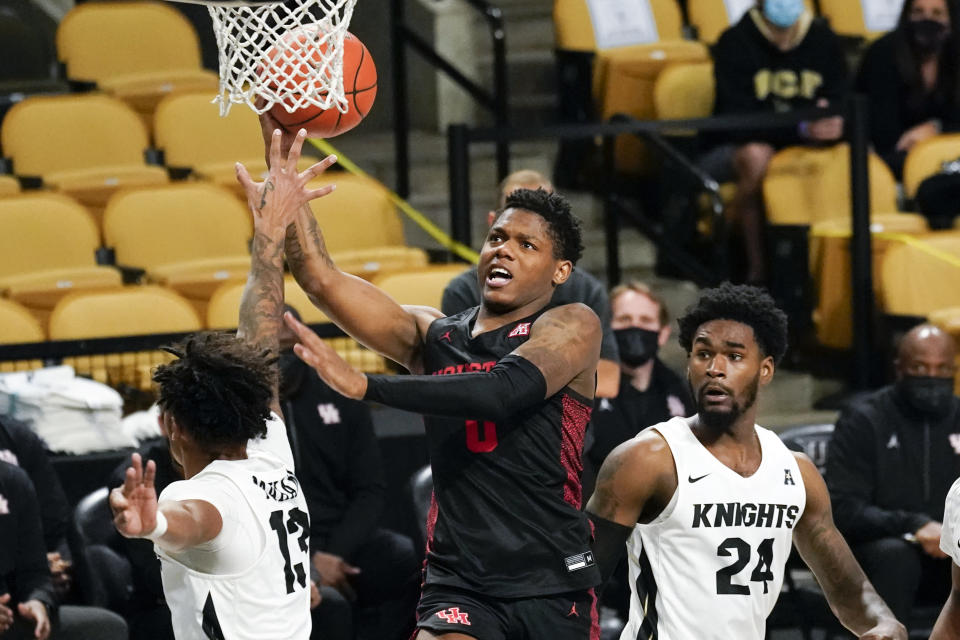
[688,473,711,483]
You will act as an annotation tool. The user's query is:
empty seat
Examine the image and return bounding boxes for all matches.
[56,2,216,123]
[0,193,121,318]
[810,213,929,349]
[653,62,715,120]
[764,144,898,226]
[553,0,684,52]
[49,286,202,388]
[0,176,19,197]
[1,94,168,215]
[818,0,895,39]
[153,91,315,193]
[880,231,960,317]
[372,265,469,310]
[306,173,428,279]
[0,298,44,344]
[102,183,252,304]
[902,133,960,199]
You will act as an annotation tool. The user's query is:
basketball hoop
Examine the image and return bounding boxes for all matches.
[167,0,358,116]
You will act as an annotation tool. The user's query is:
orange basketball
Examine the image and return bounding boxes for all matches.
[265,28,377,138]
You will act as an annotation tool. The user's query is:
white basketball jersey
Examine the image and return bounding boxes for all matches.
[157,415,312,640]
[621,417,806,640]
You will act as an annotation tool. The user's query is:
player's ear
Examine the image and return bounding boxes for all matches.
[552,260,573,286]
[758,355,775,386]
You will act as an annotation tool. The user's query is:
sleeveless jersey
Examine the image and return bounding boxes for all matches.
[622,417,806,640]
[157,415,312,640]
[421,306,600,598]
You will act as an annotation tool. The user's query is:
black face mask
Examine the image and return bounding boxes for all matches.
[906,19,950,55]
[897,375,956,416]
[614,327,660,368]
[279,350,307,399]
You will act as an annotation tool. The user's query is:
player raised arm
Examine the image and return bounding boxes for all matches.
[792,454,906,640]
[235,127,337,415]
[257,110,440,374]
[584,432,678,585]
[932,565,960,639]
[282,302,599,421]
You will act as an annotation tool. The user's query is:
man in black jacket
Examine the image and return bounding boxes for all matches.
[706,0,847,282]
[279,306,419,640]
[827,324,960,626]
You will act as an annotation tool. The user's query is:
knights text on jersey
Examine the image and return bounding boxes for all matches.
[157,419,311,640]
[421,307,600,598]
[622,417,806,640]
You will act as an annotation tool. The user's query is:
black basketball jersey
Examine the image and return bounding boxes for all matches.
[420,306,600,598]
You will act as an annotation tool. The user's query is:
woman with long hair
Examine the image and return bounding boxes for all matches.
[856,0,960,178]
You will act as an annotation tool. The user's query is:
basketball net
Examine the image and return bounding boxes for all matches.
[207,0,358,115]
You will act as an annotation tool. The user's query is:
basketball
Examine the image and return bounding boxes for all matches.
[265,27,377,138]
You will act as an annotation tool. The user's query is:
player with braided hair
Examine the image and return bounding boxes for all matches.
[586,283,905,640]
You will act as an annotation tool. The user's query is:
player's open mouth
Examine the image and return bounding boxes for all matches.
[486,266,514,288]
[702,385,730,402]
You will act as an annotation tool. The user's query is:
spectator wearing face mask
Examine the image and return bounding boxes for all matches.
[586,282,694,482]
[827,324,960,629]
[856,0,960,180]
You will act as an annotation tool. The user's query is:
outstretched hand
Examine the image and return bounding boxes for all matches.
[109,453,159,539]
[236,128,338,235]
[17,600,50,640]
[284,312,368,400]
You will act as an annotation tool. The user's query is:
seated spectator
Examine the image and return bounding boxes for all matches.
[1,459,127,640]
[441,169,621,398]
[857,0,960,180]
[279,306,419,640]
[827,324,960,630]
[704,0,847,283]
[586,282,694,481]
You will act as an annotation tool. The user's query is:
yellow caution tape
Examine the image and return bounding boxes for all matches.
[811,227,960,269]
[307,138,479,264]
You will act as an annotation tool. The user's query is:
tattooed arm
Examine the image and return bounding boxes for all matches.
[235,128,336,415]
[793,454,906,640]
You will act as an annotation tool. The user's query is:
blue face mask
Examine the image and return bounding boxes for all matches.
[763,0,805,28]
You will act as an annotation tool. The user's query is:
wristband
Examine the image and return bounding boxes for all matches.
[144,510,168,541]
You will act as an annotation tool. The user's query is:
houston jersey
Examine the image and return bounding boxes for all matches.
[157,415,311,640]
[622,417,806,640]
[420,306,600,598]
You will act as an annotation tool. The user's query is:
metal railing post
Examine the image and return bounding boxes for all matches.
[849,94,874,390]
[490,8,509,182]
[602,134,620,286]
[391,0,411,198]
[448,124,473,250]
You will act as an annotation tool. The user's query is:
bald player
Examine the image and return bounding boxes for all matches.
[441,170,621,398]
[828,324,960,631]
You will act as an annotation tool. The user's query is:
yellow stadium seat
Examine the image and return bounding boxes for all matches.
[809,213,930,349]
[153,92,316,194]
[0,176,20,197]
[372,265,469,310]
[687,1,816,44]
[0,299,44,344]
[881,231,960,316]
[0,193,121,320]
[764,144,899,226]
[306,173,429,279]
[50,286,201,339]
[553,0,684,51]
[1,95,168,216]
[56,2,216,124]
[206,278,386,373]
[103,183,252,303]
[818,0,891,39]
[902,133,960,199]
[654,62,715,120]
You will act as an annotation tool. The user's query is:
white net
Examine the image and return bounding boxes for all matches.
[206,0,358,115]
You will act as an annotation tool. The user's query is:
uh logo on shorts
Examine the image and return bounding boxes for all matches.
[436,607,471,626]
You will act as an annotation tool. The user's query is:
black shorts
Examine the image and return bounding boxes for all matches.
[416,584,598,640]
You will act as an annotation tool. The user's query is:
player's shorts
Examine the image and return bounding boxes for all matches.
[416,584,598,640]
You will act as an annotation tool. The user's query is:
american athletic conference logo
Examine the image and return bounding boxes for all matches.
[436,607,471,625]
